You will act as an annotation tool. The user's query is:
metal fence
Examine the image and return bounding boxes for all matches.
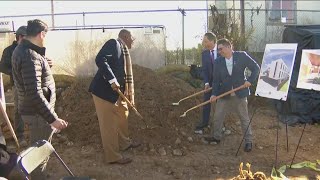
[1,7,320,68]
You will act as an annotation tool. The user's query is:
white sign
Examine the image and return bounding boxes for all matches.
[297,49,320,91]
[255,43,298,101]
[0,21,12,31]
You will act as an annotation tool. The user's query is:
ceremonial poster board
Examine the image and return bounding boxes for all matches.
[255,44,298,101]
[297,49,320,91]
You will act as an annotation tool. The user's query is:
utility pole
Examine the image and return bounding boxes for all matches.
[179,8,186,65]
[240,0,245,50]
[51,0,55,28]
[206,0,209,32]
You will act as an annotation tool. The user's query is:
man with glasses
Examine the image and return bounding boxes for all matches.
[12,19,68,179]
[0,26,28,148]
[204,38,260,152]
[89,29,140,165]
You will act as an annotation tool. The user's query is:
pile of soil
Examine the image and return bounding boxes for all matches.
[57,65,204,151]
[27,65,319,180]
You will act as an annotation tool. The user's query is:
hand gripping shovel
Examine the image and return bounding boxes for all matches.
[115,89,154,129]
[180,85,246,118]
[172,87,212,106]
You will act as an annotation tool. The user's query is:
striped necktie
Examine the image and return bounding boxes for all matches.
[210,50,214,64]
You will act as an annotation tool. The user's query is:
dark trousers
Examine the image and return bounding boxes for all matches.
[13,86,24,140]
[196,90,212,129]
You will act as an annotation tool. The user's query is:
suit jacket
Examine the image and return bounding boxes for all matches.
[89,39,126,103]
[212,51,260,98]
[202,49,219,86]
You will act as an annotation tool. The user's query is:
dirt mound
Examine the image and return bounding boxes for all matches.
[57,65,203,150]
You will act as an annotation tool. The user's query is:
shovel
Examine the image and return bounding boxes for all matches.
[0,100,20,149]
[180,85,246,118]
[172,87,212,106]
[115,89,155,129]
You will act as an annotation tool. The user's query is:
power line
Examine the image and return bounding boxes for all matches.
[0,8,208,19]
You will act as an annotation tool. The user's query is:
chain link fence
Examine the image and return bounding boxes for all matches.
[1,7,320,70]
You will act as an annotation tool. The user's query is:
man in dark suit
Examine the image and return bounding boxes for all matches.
[194,32,218,134]
[89,29,140,165]
[204,38,260,152]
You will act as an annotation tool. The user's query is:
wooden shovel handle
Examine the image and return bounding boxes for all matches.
[184,85,246,115]
[116,89,143,119]
[0,100,20,149]
[179,87,212,103]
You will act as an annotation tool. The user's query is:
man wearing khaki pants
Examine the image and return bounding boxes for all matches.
[89,29,140,165]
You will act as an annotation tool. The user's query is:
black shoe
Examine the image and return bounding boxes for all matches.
[204,137,220,144]
[244,143,252,152]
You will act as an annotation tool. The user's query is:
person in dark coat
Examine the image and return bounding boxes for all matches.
[0,26,28,147]
[89,29,140,165]
[12,19,68,179]
[194,32,219,134]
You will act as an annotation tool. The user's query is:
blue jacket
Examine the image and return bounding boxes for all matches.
[202,49,219,86]
[89,39,126,103]
[212,51,260,98]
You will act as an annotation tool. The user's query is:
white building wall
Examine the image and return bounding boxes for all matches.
[215,0,320,52]
[269,58,288,80]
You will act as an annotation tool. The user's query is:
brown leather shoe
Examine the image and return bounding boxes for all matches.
[109,157,132,165]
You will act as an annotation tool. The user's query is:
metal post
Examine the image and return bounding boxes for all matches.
[83,12,86,27]
[180,9,186,65]
[206,0,209,31]
[51,0,55,28]
[240,0,245,50]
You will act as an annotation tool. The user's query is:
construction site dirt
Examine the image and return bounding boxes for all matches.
[3,65,320,179]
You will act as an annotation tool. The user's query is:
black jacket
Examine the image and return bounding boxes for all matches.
[0,41,18,85]
[89,39,126,103]
[12,39,58,124]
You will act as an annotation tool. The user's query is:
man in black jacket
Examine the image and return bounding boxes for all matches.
[89,29,140,165]
[12,19,68,179]
[0,26,28,147]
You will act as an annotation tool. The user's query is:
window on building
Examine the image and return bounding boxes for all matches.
[266,0,296,24]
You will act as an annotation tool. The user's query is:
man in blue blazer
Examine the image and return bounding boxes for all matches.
[204,38,260,152]
[194,32,218,134]
[89,29,140,165]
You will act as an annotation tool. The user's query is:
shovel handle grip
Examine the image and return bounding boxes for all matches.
[116,89,143,119]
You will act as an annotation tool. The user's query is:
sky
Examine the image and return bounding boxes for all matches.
[0,1,209,50]
[262,49,296,71]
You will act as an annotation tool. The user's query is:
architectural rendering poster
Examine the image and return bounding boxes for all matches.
[255,43,297,101]
[297,50,320,91]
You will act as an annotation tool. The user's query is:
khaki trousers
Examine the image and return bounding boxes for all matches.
[92,94,131,163]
